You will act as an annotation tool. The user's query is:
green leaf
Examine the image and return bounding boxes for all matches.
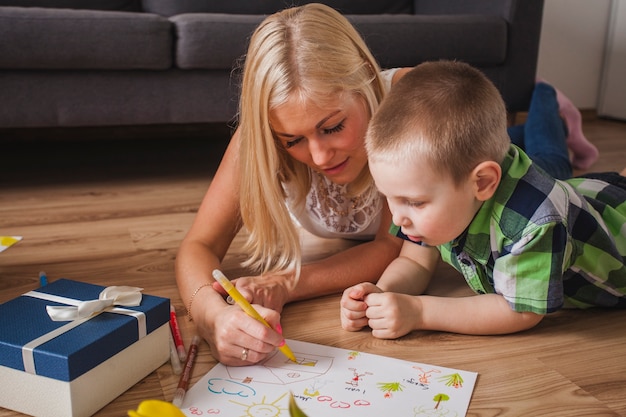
[288,392,309,417]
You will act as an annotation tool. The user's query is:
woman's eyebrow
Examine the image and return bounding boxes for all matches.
[273,130,295,138]
[272,109,343,137]
[315,110,341,129]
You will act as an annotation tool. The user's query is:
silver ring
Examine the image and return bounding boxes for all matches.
[241,348,249,361]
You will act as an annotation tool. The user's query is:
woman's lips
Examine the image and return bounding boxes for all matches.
[322,159,349,176]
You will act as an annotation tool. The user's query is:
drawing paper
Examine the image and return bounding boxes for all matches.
[181,339,477,416]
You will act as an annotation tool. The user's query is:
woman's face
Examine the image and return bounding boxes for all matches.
[270,93,370,185]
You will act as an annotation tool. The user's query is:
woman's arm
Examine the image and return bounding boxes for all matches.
[175,131,286,365]
[288,199,403,302]
[176,132,242,321]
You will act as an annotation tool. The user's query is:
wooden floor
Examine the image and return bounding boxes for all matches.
[1,116,625,416]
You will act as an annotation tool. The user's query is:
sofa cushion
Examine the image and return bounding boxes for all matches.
[0,0,141,11]
[350,14,507,68]
[0,6,172,70]
[0,70,237,127]
[172,14,264,70]
[171,13,506,71]
[143,0,413,17]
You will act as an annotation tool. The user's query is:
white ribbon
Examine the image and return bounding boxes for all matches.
[44,286,143,321]
[20,286,147,375]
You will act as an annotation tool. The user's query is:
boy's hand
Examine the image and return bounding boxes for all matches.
[340,283,382,331]
[364,292,422,339]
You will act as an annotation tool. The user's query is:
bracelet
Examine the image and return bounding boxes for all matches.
[186,283,212,321]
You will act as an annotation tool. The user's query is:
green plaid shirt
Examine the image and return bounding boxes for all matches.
[391,145,626,314]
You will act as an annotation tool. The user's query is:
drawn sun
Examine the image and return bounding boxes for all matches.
[230,393,289,417]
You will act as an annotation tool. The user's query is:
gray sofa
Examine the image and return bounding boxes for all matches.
[0,0,544,135]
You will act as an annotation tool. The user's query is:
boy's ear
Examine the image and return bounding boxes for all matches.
[471,161,501,201]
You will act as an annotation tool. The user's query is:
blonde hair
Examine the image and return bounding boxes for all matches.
[366,60,510,186]
[237,3,385,275]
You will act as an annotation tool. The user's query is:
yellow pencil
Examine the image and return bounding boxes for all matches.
[212,269,297,362]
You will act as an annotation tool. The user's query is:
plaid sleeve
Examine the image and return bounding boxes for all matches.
[492,222,568,314]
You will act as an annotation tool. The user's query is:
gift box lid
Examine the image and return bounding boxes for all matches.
[0,279,170,382]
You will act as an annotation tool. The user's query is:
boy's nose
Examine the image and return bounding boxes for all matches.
[390,205,411,228]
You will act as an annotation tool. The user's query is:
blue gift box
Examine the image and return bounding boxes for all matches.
[0,279,171,417]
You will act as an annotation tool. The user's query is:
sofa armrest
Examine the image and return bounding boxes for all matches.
[413,0,545,112]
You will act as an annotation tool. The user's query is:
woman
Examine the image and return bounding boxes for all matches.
[176,3,586,366]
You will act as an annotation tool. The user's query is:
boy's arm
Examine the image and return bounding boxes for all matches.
[366,290,544,339]
[364,241,544,338]
[376,241,439,295]
[416,293,544,335]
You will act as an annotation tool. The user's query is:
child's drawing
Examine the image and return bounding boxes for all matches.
[414,367,441,384]
[181,339,477,416]
[345,368,373,387]
[377,381,404,398]
[226,350,333,385]
[439,373,464,389]
[230,392,289,417]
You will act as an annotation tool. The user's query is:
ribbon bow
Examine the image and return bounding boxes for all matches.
[46,286,143,321]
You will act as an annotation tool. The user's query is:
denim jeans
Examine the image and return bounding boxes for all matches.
[507,82,573,180]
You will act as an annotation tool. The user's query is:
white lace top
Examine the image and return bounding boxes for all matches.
[283,68,398,240]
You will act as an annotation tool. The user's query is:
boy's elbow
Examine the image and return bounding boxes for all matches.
[513,311,544,332]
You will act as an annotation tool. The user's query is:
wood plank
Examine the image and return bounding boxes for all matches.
[1,117,625,416]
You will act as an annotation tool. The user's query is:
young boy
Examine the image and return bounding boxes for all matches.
[340,60,626,338]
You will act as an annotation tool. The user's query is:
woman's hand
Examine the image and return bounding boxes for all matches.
[212,273,294,313]
[194,297,286,366]
[340,282,383,332]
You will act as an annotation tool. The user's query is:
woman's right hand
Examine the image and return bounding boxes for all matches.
[193,294,287,366]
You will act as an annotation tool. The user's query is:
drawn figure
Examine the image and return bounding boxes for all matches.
[438,373,464,389]
[377,382,405,398]
[413,367,441,384]
[303,379,330,397]
[230,392,288,417]
[345,368,373,387]
[303,387,319,397]
[347,351,360,360]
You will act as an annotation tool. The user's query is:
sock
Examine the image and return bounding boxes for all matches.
[537,78,599,170]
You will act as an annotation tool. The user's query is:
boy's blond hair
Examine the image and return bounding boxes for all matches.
[237,3,385,275]
[366,60,510,186]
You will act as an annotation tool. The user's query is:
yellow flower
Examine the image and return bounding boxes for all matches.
[128,400,186,417]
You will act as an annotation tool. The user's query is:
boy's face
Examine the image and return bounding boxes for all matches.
[370,157,483,247]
